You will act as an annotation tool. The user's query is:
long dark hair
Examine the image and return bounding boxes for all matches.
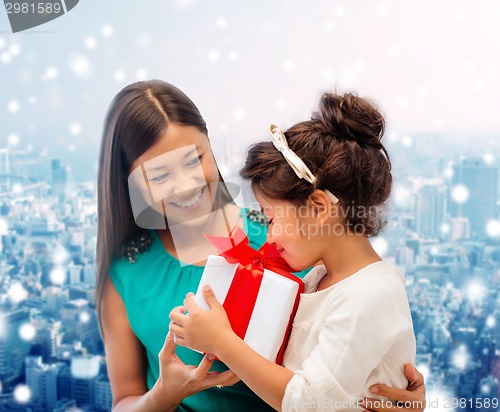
[96,80,227,323]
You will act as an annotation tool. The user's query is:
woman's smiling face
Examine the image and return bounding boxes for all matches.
[128,123,220,227]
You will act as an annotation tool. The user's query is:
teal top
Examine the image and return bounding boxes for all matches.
[109,209,307,412]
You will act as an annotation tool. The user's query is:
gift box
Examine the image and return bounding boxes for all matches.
[194,226,304,364]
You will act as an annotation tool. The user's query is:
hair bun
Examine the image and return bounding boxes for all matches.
[312,92,385,148]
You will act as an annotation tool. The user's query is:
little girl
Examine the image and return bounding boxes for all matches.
[169,92,417,411]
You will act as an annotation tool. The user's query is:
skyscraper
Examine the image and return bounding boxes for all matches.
[450,159,498,239]
[25,356,59,410]
[51,159,67,200]
[0,308,32,389]
[415,183,446,238]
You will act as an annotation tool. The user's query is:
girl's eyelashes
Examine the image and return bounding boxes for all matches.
[266,218,274,227]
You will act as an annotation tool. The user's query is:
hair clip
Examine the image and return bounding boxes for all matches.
[269,124,339,204]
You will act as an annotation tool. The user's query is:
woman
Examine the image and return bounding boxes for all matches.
[96,79,426,411]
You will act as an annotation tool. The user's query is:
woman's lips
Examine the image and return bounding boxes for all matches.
[168,186,206,211]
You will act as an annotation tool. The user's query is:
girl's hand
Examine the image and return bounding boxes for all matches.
[152,331,240,406]
[361,364,426,412]
[169,285,234,355]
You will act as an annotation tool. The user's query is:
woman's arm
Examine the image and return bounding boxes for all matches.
[362,365,426,412]
[101,278,237,411]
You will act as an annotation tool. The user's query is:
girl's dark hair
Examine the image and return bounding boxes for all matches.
[240,92,392,236]
[96,80,229,323]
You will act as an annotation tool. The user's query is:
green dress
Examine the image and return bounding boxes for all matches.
[109,209,307,412]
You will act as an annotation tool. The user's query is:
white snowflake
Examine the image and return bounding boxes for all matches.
[207,50,219,63]
[433,117,445,130]
[401,134,413,147]
[282,60,294,72]
[377,4,390,18]
[13,385,31,404]
[85,36,96,49]
[7,100,20,113]
[1,51,11,64]
[53,244,70,264]
[324,20,335,31]
[232,108,245,121]
[388,44,400,57]
[228,51,239,61]
[101,25,113,37]
[69,123,82,136]
[12,183,23,194]
[452,345,470,370]
[50,267,66,285]
[486,220,500,238]
[114,70,126,82]
[215,17,227,29]
[415,86,429,99]
[334,5,345,17]
[451,185,469,204]
[8,283,28,303]
[9,44,20,56]
[42,67,58,81]
[483,153,495,164]
[397,96,410,110]
[79,312,91,323]
[68,53,92,78]
[19,323,36,341]
[135,69,148,80]
[466,281,485,302]
[8,133,19,146]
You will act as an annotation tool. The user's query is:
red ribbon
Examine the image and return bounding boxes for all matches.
[205,226,304,363]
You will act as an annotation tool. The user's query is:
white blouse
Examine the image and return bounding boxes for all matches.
[282,261,416,411]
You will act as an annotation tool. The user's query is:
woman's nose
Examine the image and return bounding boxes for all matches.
[171,172,195,193]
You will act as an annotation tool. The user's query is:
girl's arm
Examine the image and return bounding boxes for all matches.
[170,285,294,410]
[171,279,415,412]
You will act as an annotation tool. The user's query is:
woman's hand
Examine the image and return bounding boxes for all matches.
[361,364,426,412]
[151,331,240,406]
[169,285,234,355]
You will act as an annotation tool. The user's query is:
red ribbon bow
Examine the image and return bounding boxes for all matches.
[205,226,304,363]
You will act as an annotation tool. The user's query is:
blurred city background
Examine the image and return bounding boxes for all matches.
[1,1,499,410]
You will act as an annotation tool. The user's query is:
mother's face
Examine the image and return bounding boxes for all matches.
[128,123,220,228]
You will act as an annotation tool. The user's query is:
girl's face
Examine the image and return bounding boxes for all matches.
[254,191,322,271]
[128,123,220,227]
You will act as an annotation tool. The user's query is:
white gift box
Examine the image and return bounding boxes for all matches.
[194,255,303,363]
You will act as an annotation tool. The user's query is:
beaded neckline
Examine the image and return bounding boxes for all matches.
[120,231,155,263]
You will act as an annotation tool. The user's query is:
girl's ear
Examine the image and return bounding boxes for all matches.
[308,190,335,225]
